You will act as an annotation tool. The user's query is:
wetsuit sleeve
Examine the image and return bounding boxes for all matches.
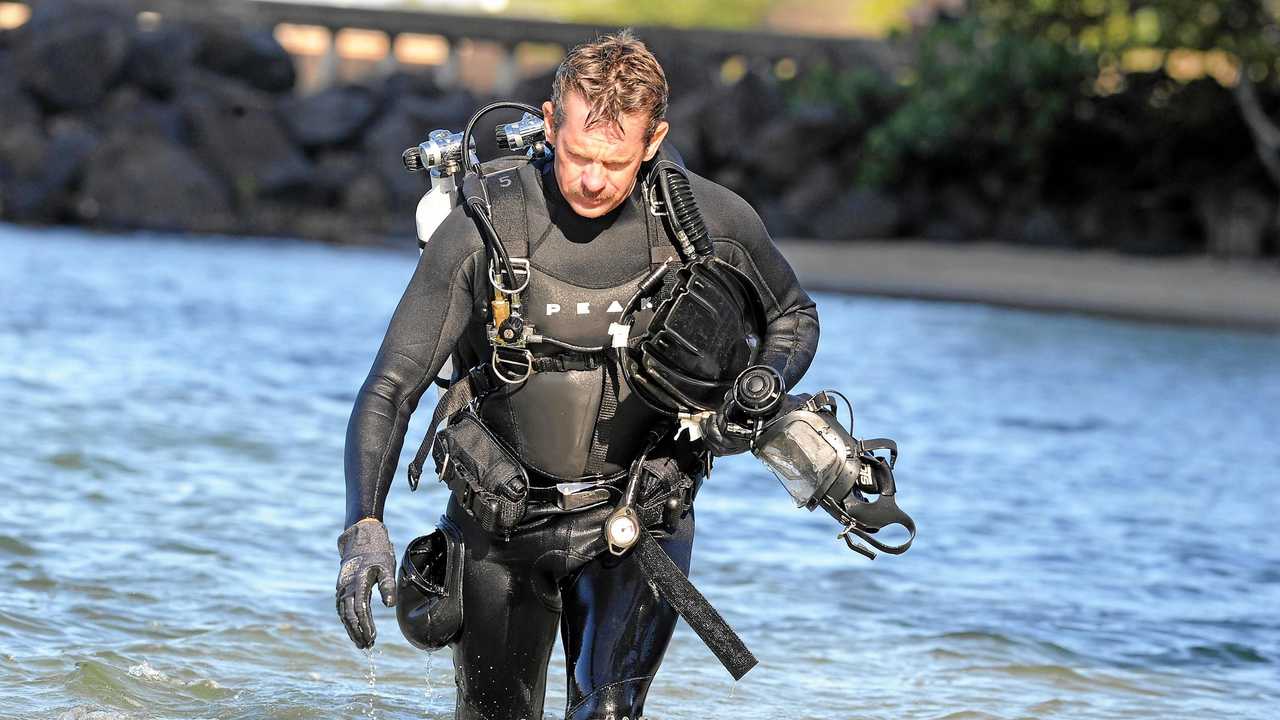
[344,208,484,528]
[698,180,820,391]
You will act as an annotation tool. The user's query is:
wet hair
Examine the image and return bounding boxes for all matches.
[550,29,668,142]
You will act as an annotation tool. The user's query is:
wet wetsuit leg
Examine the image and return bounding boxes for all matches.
[447,498,563,720]
[560,509,695,720]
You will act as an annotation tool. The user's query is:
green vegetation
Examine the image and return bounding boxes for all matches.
[504,0,776,30]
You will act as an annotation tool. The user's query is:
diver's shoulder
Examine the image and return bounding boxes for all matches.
[419,203,486,273]
[685,170,763,238]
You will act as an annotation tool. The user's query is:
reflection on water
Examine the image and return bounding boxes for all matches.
[2,224,1277,719]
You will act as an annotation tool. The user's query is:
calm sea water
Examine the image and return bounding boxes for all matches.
[1,224,1277,720]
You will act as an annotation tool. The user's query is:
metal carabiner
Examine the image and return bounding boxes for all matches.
[491,346,533,384]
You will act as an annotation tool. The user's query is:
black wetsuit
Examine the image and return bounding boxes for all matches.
[344,157,819,719]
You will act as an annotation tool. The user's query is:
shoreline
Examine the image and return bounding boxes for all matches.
[776,239,1280,333]
[8,221,1278,332]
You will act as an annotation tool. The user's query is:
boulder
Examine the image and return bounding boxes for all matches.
[195,25,295,94]
[310,149,368,206]
[78,131,233,232]
[11,0,132,110]
[279,85,382,148]
[699,70,785,168]
[361,93,475,213]
[381,70,443,101]
[748,104,846,186]
[1019,207,1077,248]
[0,75,41,131]
[0,124,49,220]
[0,117,98,222]
[178,71,311,201]
[125,23,200,98]
[341,171,392,218]
[810,187,902,240]
[663,95,707,174]
[96,86,189,144]
[1197,185,1273,259]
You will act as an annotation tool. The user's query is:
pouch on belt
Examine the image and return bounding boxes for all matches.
[432,409,529,537]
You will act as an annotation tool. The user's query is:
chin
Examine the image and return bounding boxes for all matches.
[569,198,620,218]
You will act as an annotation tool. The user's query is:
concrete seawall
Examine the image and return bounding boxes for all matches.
[776,239,1280,332]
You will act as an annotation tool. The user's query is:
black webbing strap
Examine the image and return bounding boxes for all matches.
[585,361,619,474]
[632,531,757,680]
[481,166,529,261]
[643,176,677,271]
[406,366,495,491]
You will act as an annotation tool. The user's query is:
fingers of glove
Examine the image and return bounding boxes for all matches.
[377,569,398,607]
[338,594,372,648]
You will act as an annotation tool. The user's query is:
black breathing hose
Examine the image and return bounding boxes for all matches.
[652,161,712,259]
[459,100,544,293]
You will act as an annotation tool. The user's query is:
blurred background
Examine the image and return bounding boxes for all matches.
[2,1,1278,719]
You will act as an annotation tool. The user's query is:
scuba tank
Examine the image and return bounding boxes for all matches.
[402,114,547,392]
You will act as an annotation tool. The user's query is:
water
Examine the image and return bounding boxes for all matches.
[2,224,1277,719]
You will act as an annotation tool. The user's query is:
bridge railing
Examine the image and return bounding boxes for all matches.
[7,0,905,94]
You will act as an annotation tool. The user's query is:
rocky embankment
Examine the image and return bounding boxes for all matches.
[1,0,1277,257]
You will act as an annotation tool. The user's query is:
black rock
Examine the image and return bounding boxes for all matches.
[780,163,841,219]
[382,70,443,101]
[1197,185,1273,259]
[178,71,311,201]
[510,69,555,108]
[748,104,846,186]
[700,70,785,168]
[309,150,369,206]
[0,74,41,131]
[0,117,98,221]
[811,187,902,240]
[279,85,382,148]
[936,184,993,239]
[341,171,392,217]
[96,86,189,145]
[11,0,132,111]
[125,23,200,98]
[78,131,232,232]
[362,94,476,212]
[195,26,295,94]
[663,96,707,174]
[1019,207,1077,248]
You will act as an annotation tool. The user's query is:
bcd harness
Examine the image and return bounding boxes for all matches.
[403,145,760,680]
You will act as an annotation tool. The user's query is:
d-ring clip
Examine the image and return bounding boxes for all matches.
[491,346,533,384]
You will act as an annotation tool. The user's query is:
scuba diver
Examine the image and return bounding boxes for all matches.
[337,30,912,720]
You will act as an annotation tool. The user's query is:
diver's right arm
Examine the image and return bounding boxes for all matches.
[336,207,482,649]
[343,207,484,529]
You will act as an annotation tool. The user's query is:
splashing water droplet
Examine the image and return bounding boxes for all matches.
[363,647,379,718]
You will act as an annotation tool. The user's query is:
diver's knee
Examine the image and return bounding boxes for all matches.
[566,676,653,720]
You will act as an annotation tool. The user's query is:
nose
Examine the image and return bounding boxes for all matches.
[581,165,606,194]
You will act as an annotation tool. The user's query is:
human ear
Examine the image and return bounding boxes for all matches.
[643,120,670,161]
[542,101,556,143]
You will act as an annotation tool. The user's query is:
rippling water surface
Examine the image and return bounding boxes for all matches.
[2,224,1277,719]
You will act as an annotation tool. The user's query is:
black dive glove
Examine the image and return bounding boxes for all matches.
[698,405,753,456]
[335,518,398,649]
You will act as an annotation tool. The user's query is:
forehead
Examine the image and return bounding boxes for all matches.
[556,91,648,158]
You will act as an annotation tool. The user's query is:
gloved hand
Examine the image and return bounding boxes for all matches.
[698,406,753,457]
[335,518,398,649]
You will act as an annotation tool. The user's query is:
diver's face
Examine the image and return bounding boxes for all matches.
[542,92,668,218]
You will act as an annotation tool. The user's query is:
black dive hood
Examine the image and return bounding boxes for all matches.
[613,158,768,415]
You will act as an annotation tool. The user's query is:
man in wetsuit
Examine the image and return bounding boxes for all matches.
[336,31,819,720]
